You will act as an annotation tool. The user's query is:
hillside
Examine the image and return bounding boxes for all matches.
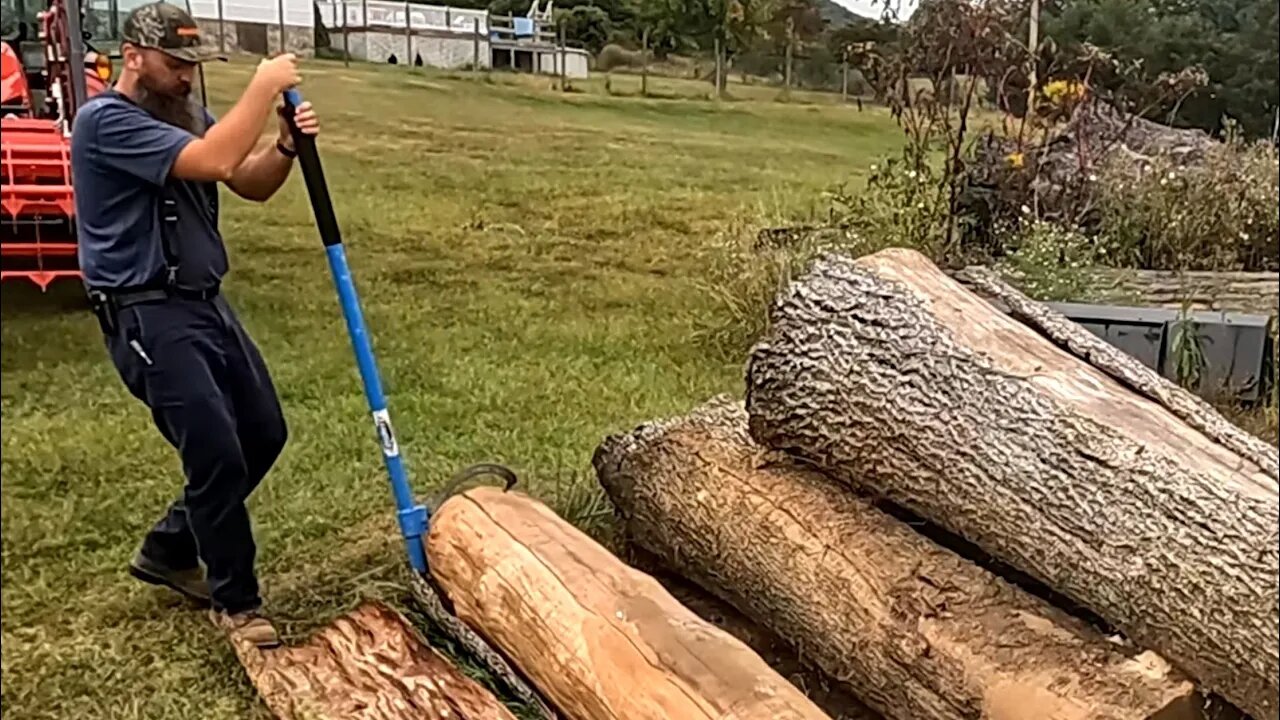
[817,0,875,26]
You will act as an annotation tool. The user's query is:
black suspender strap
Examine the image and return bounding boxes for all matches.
[160,184,181,288]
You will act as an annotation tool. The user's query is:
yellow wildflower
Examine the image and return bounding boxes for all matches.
[1042,79,1087,107]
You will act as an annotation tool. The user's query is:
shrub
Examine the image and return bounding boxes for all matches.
[1093,135,1279,271]
[596,44,645,72]
[827,150,993,268]
[994,218,1108,301]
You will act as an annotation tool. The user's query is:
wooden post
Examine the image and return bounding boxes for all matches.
[784,16,793,95]
[714,37,722,98]
[841,47,848,103]
[473,17,481,72]
[216,0,224,53]
[405,1,412,63]
[558,22,566,91]
[361,0,369,60]
[341,0,350,66]
[641,27,648,96]
[1027,0,1039,117]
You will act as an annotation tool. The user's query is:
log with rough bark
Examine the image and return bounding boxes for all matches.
[954,265,1279,477]
[594,396,1205,720]
[425,486,833,720]
[229,601,518,720]
[744,247,1280,720]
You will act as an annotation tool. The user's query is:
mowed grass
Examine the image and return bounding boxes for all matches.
[0,58,904,718]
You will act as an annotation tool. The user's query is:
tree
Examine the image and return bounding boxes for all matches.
[1042,0,1279,138]
[559,5,613,53]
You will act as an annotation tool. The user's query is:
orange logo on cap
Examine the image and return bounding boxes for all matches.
[176,26,199,36]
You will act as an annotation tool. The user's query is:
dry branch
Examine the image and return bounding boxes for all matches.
[594,396,1205,720]
[744,248,1280,719]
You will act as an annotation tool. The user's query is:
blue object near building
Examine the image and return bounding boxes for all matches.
[512,17,535,36]
[1046,302,1275,402]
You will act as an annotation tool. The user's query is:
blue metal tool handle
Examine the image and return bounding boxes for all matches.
[281,89,430,573]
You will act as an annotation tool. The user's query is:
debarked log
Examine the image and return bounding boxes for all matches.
[425,486,833,720]
[744,247,1279,720]
[230,600,519,720]
[593,396,1204,720]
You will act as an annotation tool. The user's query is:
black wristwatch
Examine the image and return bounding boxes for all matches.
[276,141,297,159]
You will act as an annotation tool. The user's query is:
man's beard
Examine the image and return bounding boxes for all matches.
[135,80,206,136]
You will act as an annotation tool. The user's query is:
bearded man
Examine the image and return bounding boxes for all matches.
[70,1,318,648]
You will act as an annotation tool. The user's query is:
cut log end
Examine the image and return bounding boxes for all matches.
[426,485,833,720]
[229,600,519,720]
[595,395,1206,720]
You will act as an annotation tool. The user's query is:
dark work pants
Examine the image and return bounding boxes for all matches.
[105,294,287,615]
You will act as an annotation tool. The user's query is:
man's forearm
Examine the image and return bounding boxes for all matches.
[226,140,294,201]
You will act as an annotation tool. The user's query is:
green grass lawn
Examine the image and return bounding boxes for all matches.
[0,59,904,718]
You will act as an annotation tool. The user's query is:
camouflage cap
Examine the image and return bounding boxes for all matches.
[121,2,226,63]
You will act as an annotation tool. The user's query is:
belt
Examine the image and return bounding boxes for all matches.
[94,284,220,309]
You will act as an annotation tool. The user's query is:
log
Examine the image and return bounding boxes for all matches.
[425,486,833,720]
[629,548,883,720]
[593,396,1205,720]
[953,265,1279,477]
[229,601,518,720]
[743,248,1280,719]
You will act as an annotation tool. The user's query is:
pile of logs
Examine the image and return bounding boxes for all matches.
[591,248,1276,720]
[245,246,1275,720]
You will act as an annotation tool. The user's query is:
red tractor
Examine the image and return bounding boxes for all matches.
[1,0,134,290]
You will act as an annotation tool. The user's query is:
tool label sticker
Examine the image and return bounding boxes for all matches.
[372,409,400,458]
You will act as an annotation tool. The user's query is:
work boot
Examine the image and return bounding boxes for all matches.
[128,551,211,605]
[210,608,282,649]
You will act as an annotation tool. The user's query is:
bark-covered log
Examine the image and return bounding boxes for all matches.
[630,549,883,720]
[954,265,1279,477]
[594,396,1204,720]
[425,486,832,720]
[229,601,518,720]
[744,248,1280,720]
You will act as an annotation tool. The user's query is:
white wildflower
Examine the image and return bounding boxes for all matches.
[906,170,917,179]
[1088,173,1098,182]
[1020,204,1031,215]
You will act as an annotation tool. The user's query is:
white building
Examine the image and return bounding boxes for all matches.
[186,0,316,56]
[314,0,589,78]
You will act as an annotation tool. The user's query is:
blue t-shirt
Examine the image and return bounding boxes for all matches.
[71,90,227,291]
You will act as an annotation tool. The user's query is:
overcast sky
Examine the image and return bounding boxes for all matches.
[831,0,918,20]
